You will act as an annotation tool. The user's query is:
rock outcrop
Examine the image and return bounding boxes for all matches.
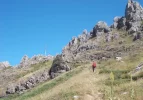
[6,68,50,94]
[3,54,54,95]
[49,55,70,79]
[49,25,115,78]
[91,21,110,37]
[0,61,10,70]
[112,0,143,35]
[49,29,92,78]
[49,0,143,79]
[125,0,143,33]
[112,16,121,28]
[62,29,91,63]
[18,55,54,68]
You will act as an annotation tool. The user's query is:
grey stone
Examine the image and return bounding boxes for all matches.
[49,54,71,79]
[125,0,143,33]
[114,16,121,22]
[128,26,138,34]
[117,17,126,29]
[0,61,11,70]
[6,84,16,94]
[91,21,110,37]
[18,55,54,68]
[133,32,142,41]
[66,65,71,71]
[58,70,66,73]
[15,84,26,92]
[50,72,56,79]
[28,77,36,85]
[112,22,118,29]
[26,81,33,89]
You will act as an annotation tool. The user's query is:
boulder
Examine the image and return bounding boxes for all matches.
[128,26,138,34]
[49,55,71,79]
[6,84,16,94]
[91,21,110,37]
[26,81,33,89]
[28,77,36,85]
[133,32,142,41]
[15,84,26,92]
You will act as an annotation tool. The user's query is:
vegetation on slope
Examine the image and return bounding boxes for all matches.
[1,32,143,100]
[1,45,143,100]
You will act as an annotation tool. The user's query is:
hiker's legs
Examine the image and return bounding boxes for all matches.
[92,67,95,72]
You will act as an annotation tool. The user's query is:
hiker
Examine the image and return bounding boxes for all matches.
[92,61,96,72]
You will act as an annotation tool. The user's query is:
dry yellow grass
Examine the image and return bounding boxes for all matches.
[2,54,143,100]
[25,64,106,100]
[113,79,143,100]
[15,61,52,82]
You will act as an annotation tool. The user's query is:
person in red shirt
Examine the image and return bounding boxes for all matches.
[92,61,96,72]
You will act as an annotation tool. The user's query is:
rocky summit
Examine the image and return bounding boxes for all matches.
[112,0,143,35]
[49,0,143,79]
[0,0,143,100]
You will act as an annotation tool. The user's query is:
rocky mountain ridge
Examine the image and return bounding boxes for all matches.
[0,54,53,70]
[0,54,53,96]
[0,0,143,98]
[49,0,143,79]
[17,54,54,68]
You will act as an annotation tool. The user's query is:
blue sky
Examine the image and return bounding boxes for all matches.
[0,0,143,66]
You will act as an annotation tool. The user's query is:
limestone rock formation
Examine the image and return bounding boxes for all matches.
[125,0,143,33]
[117,17,127,30]
[112,0,143,33]
[91,21,110,37]
[18,55,54,68]
[111,0,143,40]
[112,16,121,28]
[6,84,16,94]
[0,61,10,70]
[62,29,90,63]
[6,69,50,94]
[49,55,70,79]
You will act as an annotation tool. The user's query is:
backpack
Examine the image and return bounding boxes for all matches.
[92,62,96,68]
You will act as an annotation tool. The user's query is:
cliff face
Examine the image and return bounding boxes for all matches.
[49,0,143,79]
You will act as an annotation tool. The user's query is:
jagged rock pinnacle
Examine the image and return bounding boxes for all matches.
[128,0,133,3]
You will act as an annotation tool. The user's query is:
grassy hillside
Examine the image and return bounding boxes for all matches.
[0,60,53,98]
[1,48,143,100]
[1,31,143,100]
